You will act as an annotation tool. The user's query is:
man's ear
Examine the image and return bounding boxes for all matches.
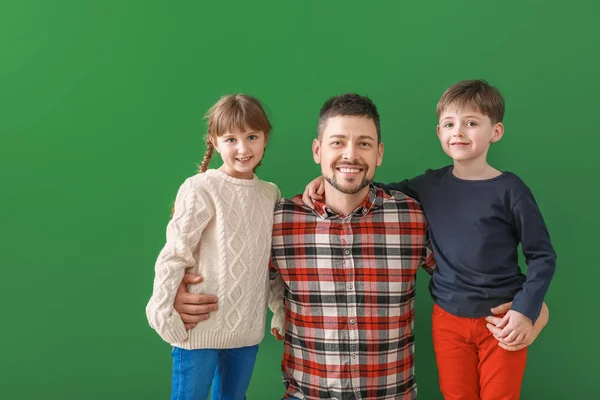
[377,142,384,167]
[312,138,321,164]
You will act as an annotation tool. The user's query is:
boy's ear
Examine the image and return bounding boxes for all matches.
[436,125,441,138]
[490,122,504,143]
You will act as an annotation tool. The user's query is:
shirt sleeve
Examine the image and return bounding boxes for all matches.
[145,178,214,344]
[374,171,430,201]
[421,228,436,276]
[509,186,557,322]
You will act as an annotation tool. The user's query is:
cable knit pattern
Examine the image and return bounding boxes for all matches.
[146,169,284,349]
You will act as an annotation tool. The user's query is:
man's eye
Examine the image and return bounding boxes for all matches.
[360,142,371,147]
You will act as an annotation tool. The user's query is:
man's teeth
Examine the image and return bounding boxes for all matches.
[339,168,360,173]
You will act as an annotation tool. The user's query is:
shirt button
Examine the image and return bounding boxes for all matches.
[344,249,350,255]
[351,353,357,359]
[350,318,355,324]
[362,208,368,215]
[348,284,353,290]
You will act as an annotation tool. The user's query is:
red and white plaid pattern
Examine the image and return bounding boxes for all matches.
[270,185,435,400]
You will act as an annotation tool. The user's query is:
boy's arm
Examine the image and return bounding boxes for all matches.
[486,301,549,351]
[510,187,557,323]
[374,178,419,200]
[145,179,213,344]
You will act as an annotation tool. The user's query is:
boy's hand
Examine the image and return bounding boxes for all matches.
[302,176,325,209]
[494,309,533,345]
[271,328,284,341]
[486,301,548,351]
[174,273,219,330]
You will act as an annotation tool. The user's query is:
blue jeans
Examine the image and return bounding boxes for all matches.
[171,345,259,400]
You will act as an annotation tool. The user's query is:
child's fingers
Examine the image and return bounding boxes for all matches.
[486,323,502,336]
[498,341,527,352]
[496,314,510,329]
[302,189,317,209]
[503,330,519,343]
[484,315,503,326]
[498,323,513,338]
[317,180,325,195]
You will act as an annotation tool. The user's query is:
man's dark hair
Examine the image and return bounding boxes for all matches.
[318,93,381,142]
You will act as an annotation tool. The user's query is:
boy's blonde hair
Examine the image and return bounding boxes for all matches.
[436,80,505,124]
[199,94,272,173]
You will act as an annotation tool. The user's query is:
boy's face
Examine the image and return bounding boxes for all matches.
[436,107,504,164]
[313,115,384,195]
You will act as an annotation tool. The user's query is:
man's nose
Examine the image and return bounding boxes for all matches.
[342,144,358,160]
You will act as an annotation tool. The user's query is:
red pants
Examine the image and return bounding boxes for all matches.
[432,303,528,400]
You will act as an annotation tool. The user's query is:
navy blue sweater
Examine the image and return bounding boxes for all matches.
[380,166,556,322]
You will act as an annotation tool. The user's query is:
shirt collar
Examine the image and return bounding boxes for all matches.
[312,184,382,219]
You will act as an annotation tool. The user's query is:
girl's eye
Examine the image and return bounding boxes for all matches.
[225,138,235,143]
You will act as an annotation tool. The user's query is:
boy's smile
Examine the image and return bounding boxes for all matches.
[437,107,503,165]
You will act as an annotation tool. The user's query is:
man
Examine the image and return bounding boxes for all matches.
[174,94,548,399]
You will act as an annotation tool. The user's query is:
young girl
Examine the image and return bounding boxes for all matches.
[146,94,285,400]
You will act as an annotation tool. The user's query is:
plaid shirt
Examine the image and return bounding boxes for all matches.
[269,185,435,400]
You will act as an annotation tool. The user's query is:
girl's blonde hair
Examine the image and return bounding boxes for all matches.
[199,94,272,173]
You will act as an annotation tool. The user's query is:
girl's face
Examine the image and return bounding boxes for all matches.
[212,128,267,179]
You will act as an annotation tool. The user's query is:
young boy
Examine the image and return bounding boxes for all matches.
[302,80,557,399]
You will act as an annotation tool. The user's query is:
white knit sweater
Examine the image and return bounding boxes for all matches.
[146,169,285,349]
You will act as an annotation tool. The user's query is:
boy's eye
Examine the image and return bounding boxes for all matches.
[248,135,258,140]
[467,121,478,127]
[444,123,454,128]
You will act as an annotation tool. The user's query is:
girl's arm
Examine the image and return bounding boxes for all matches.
[145,178,213,344]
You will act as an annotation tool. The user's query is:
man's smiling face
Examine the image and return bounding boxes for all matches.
[313,115,384,195]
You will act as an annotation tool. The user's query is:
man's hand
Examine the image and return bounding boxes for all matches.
[486,301,549,351]
[301,176,325,209]
[174,273,219,330]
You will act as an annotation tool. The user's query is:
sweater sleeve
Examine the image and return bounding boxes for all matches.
[268,257,286,336]
[509,186,557,322]
[145,178,213,344]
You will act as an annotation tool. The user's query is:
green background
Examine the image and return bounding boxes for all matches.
[2,0,598,398]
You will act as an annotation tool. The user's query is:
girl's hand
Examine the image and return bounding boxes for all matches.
[302,176,325,209]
